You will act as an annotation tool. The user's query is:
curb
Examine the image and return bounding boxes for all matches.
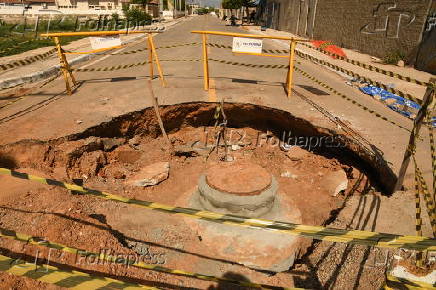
[0,17,185,90]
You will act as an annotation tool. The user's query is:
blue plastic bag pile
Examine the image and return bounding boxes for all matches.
[360,85,436,127]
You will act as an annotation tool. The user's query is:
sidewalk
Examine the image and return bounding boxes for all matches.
[0,17,190,91]
[242,25,433,101]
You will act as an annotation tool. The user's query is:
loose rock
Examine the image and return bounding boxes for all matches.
[231,144,241,151]
[128,162,170,187]
[397,60,405,67]
[102,138,124,151]
[128,136,142,146]
[321,170,348,196]
[78,151,107,177]
[281,171,298,179]
[286,146,308,161]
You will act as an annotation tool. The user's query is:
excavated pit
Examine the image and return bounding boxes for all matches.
[0,102,396,274]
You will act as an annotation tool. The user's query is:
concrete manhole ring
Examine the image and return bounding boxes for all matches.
[198,162,277,218]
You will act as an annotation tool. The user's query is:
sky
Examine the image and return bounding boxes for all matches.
[186,0,222,8]
[203,0,221,7]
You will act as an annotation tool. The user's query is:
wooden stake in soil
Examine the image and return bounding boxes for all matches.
[206,99,230,161]
[147,79,172,151]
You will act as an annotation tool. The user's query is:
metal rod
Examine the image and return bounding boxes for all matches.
[191,30,310,41]
[147,33,154,81]
[148,33,166,87]
[287,40,297,97]
[233,51,289,58]
[41,30,161,37]
[53,36,72,95]
[202,33,209,91]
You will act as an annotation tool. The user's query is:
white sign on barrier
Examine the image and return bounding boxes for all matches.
[90,35,122,50]
[232,37,263,54]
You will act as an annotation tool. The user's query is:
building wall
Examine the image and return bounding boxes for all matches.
[415,2,435,73]
[312,0,431,60]
[265,0,433,72]
[276,0,318,37]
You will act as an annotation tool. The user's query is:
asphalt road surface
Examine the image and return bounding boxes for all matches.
[0,15,430,190]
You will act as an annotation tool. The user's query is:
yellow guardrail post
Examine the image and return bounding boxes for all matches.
[147,33,154,81]
[202,33,210,91]
[286,40,297,98]
[192,31,310,96]
[42,30,166,94]
[53,36,77,95]
[148,32,166,87]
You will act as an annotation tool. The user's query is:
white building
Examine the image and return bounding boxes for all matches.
[0,0,187,18]
[0,0,161,15]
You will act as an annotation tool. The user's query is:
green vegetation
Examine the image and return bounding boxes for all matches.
[123,7,152,24]
[0,15,142,57]
[222,0,256,9]
[0,17,87,57]
[196,7,217,15]
[222,0,257,19]
[383,50,407,65]
[222,0,242,9]
[197,8,209,15]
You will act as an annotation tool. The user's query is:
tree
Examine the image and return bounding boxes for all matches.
[222,0,242,10]
[241,0,257,22]
[124,7,152,26]
[130,0,148,10]
[222,0,257,19]
[241,0,256,7]
[222,0,242,16]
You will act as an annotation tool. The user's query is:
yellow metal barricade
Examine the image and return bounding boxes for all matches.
[191,30,310,98]
[41,30,166,95]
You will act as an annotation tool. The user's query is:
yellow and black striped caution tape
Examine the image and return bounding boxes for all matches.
[206,44,425,107]
[64,45,125,55]
[0,74,59,111]
[209,58,289,69]
[0,168,435,251]
[414,168,424,267]
[414,172,423,238]
[0,253,155,289]
[207,42,289,55]
[0,48,57,72]
[107,42,201,56]
[294,49,423,106]
[294,65,412,133]
[413,156,436,237]
[0,227,292,290]
[0,41,199,72]
[428,119,436,199]
[207,43,232,49]
[73,61,149,72]
[298,42,432,87]
[156,42,200,51]
[72,59,200,72]
[385,274,435,289]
